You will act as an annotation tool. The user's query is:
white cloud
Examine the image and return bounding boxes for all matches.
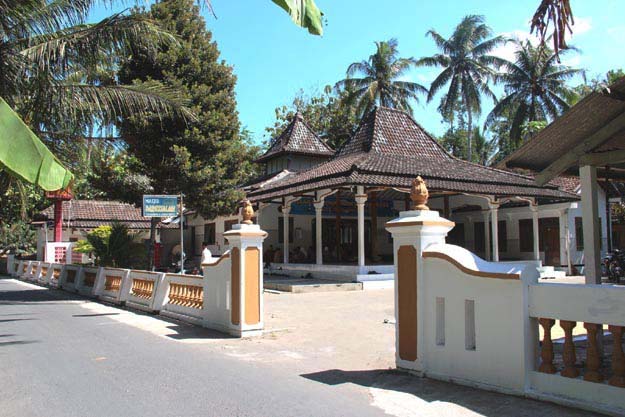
[491,16,591,64]
[571,16,592,36]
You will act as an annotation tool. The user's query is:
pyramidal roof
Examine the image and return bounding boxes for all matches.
[255,112,334,163]
[246,106,578,202]
[336,106,450,159]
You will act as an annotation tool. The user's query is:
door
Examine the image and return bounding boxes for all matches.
[540,217,560,266]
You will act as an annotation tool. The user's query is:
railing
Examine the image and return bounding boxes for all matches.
[131,279,155,299]
[528,283,625,413]
[158,273,205,325]
[168,282,203,309]
[124,271,165,312]
[10,223,265,339]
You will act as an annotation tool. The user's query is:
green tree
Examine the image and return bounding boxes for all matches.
[335,39,427,117]
[113,0,258,266]
[572,69,625,103]
[485,40,580,147]
[266,87,359,150]
[418,15,505,160]
[74,223,144,268]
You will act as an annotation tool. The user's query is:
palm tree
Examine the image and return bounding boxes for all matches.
[335,39,427,116]
[0,1,193,138]
[418,15,505,161]
[485,39,581,146]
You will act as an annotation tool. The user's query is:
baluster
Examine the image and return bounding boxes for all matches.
[560,320,579,378]
[609,325,625,387]
[584,322,604,382]
[539,318,557,374]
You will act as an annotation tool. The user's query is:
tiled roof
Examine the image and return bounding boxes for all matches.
[255,113,334,163]
[247,107,578,202]
[38,200,177,229]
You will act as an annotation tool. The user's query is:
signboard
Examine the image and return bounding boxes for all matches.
[142,195,179,218]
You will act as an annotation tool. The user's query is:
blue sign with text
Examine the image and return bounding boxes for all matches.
[142,195,179,218]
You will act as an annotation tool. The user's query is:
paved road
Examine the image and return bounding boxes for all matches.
[0,278,385,417]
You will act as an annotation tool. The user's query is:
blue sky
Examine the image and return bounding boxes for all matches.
[90,0,625,145]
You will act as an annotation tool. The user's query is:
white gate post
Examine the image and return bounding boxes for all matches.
[385,177,454,372]
[223,200,268,337]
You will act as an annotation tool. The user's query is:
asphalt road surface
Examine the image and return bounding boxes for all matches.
[0,278,386,417]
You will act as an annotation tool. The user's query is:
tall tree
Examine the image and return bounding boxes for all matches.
[485,40,580,148]
[114,0,258,265]
[335,39,427,117]
[418,15,505,160]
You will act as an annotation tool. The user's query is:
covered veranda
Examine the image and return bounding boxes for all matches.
[247,107,577,282]
[501,76,625,284]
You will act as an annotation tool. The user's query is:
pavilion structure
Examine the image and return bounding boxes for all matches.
[500,76,625,284]
[246,106,577,281]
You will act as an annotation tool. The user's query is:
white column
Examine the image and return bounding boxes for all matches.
[483,212,491,261]
[314,198,324,265]
[580,165,601,284]
[560,209,572,275]
[489,202,499,262]
[530,203,540,262]
[282,203,291,264]
[355,186,367,273]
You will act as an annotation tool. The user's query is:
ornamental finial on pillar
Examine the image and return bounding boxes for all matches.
[410,176,429,211]
[241,199,255,224]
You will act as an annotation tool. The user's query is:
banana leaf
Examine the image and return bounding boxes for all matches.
[0,96,73,191]
[272,0,323,35]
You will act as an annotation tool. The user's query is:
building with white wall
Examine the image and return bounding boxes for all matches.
[179,107,615,282]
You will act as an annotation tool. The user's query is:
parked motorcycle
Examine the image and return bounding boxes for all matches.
[602,249,625,282]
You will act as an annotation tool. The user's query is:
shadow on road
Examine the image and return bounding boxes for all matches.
[72,313,120,317]
[301,369,590,417]
[0,318,36,323]
[162,321,235,341]
[0,340,40,347]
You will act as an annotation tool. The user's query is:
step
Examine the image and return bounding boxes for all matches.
[264,279,362,293]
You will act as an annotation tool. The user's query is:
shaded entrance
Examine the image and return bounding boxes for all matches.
[540,217,560,266]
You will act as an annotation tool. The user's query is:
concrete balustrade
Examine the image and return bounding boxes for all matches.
[159,273,206,326]
[60,264,81,292]
[9,221,267,339]
[124,271,165,313]
[75,266,99,297]
[25,261,40,282]
[94,267,131,305]
[48,263,63,288]
[35,262,51,285]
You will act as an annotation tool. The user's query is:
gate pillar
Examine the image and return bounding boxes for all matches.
[385,177,454,372]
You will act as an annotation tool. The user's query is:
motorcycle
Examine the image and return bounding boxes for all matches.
[602,249,625,282]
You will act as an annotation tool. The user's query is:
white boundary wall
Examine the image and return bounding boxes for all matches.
[387,208,625,416]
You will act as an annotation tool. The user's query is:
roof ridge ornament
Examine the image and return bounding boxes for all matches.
[241,199,255,224]
[410,176,429,211]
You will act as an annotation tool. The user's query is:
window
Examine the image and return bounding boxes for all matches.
[576,217,604,251]
[498,220,507,253]
[465,300,476,351]
[474,222,485,253]
[191,226,197,255]
[519,219,533,252]
[278,217,294,244]
[575,217,583,250]
[224,219,238,232]
[436,297,445,346]
[204,223,216,245]
[447,223,465,247]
